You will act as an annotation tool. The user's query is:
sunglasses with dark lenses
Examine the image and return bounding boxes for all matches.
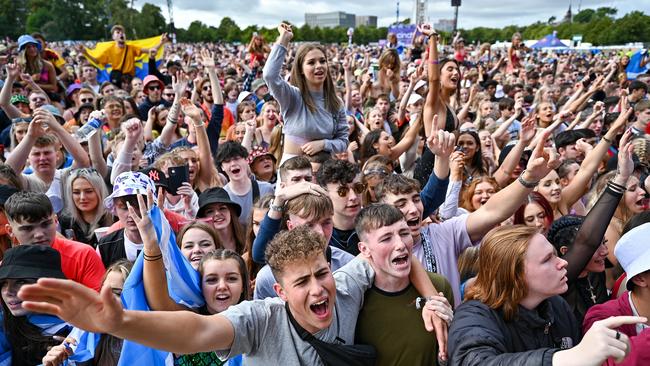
[336,182,366,197]
[148,85,161,91]
[12,117,32,124]
[80,98,94,103]
[164,93,175,97]
[202,85,211,91]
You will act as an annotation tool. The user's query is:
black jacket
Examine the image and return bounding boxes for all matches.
[96,228,127,268]
[448,296,581,366]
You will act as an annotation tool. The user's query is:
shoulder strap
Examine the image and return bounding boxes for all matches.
[285,302,314,341]
[251,178,260,203]
[120,45,129,70]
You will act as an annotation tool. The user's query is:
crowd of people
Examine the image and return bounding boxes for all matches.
[0,18,648,366]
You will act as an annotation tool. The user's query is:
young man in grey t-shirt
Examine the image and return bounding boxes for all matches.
[19,226,441,365]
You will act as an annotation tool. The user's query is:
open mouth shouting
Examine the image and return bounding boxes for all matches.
[391,253,409,268]
[310,297,330,320]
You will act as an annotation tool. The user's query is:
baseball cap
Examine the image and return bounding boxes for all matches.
[140,167,169,190]
[237,91,252,104]
[251,79,267,93]
[615,223,650,290]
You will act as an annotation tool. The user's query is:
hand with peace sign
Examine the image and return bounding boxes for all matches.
[126,190,158,251]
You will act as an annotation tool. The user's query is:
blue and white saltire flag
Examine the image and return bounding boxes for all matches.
[118,205,204,366]
[627,50,649,80]
[61,327,101,364]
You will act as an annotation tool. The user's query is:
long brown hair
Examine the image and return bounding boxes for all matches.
[290,43,341,114]
[465,225,538,321]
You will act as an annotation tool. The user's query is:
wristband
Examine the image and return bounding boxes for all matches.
[601,136,612,144]
[269,199,285,213]
[193,122,205,128]
[144,252,163,261]
[430,60,439,65]
[517,170,539,189]
[415,296,436,310]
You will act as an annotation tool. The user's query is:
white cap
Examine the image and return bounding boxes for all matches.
[237,91,252,104]
[495,85,505,99]
[407,93,423,106]
[414,80,427,91]
[615,223,650,290]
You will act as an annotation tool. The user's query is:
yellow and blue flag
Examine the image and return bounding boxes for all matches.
[84,35,165,83]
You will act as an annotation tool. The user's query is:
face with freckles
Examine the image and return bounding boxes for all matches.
[273,253,336,334]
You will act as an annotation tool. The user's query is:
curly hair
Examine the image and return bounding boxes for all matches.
[266,226,328,284]
[316,159,359,187]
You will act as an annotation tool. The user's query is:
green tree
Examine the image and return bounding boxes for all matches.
[136,3,166,38]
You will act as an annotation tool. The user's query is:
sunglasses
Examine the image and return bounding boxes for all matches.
[336,182,366,197]
[202,85,211,91]
[80,98,95,103]
[30,97,46,102]
[12,117,32,124]
[163,93,175,97]
[147,85,161,91]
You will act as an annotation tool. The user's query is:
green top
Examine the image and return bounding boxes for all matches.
[355,272,455,366]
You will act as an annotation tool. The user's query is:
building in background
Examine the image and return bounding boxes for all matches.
[434,19,455,33]
[356,15,378,27]
[413,0,428,24]
[305,12,356,28]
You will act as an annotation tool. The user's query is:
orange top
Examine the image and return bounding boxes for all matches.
[95,43,142,75]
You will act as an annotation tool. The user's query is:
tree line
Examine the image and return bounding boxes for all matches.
[0,2,647,46]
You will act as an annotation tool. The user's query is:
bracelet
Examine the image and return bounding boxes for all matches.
[602,136,612,144]
[193,122,205,128]
[269,199,285,213]
[415,296,436,310]
[607,181,626,194]
[143,253,163,261]
[430,60,439,65]
[517,170,539,189]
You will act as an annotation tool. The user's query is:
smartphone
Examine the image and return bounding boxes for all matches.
[455,146,467,154]
[583,72,596,88]
[167,165,189,195]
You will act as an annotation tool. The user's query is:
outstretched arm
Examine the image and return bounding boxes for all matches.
[563,131,632,283]
[19,279,235,355]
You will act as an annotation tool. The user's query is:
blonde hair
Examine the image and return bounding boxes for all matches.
[465,225,538,321]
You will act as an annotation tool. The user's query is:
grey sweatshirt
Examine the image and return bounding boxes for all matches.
[263,44,349,153]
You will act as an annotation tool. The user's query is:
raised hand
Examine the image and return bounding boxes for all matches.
[33,108,58,128]
[199,49,215,69]
[121,118,143,142]
[519,116,536,145]
[427,129,456,159]
[5,62,22,79]
[179,98,202,121]
[172,71,189,97]
[525,130,560,182]
[616,129,634,180]
[417,23,437,37]
[126,192,157,246]
[611,107,633,133]
[176,182,195,211]
[277,23,293,43]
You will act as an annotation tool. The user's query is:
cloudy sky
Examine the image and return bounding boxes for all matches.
[141,0,641,30]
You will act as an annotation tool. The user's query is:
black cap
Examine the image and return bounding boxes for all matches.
[197,187,241,218]
[140,167,169,190]
[0,245,66,281]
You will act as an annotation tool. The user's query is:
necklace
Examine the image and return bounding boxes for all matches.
[586,276,597,304]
